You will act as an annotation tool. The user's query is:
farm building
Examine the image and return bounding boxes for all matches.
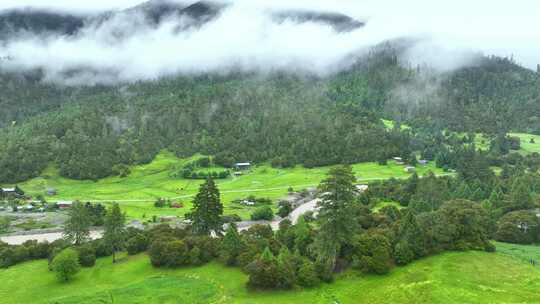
[404,166,416,173]
[355,184,369,194]
[57,201,73,209]
[393,157,404,165]
[234,162,251,170]
[1,186,25,198]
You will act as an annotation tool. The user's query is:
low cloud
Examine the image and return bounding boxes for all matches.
[1,0,539,85]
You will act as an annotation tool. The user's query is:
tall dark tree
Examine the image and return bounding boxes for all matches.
[191,177,224,235]
[394,210,425,265]
[63,201,92,245]
[314,165,359,272]
[510,181,533,210]
[103,203,126,263]
[219,223,245,266]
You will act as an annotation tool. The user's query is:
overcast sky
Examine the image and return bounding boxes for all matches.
[1,0,539,84]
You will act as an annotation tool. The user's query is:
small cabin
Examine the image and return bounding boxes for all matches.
[355,184,369,194]
[46,188,57,196]
[160,216,177,223]
[1,186,25,198]
[57,201,73,209]
[234,162,251,171]
[392,157,404,165]
[404,166,416,173]
[240,200,256,206]
[170,202,184,209]
[418,160,428,166]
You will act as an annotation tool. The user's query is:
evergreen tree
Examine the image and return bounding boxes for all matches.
[219,223,244,266]
[294,216,312,256]
[63,201,92,245]
[297,259,319,287]
[409,153,418,166]
[314,165,359,272]
[191,177,224,235]
[396,210,425,259]
[276,247,296,289]
[488,184,504,208]
[246,247,281,289]
[454,181,472,199]
[103,203,126,263]
[510,181,533,210]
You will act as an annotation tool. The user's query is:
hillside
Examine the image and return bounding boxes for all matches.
[2,49,540,185]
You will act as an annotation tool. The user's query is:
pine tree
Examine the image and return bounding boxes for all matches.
[314,165,358,272]
[396,210,425,258]
[297,258,319,287]
[104,203,126,263]
[276,247,296,288]
[409,153,418,166]
[488,185,504,208]
[191,177,223,235]
[454,181,472,199]
[63,201,92,245]
[219,223,244,266]
[510,182,533,210]
[294,216,312,256]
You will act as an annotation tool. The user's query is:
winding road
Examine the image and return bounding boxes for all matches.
[1,198,321,245]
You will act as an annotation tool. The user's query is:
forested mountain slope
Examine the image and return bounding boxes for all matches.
[1,43,540,183]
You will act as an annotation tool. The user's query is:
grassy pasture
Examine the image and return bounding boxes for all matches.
[509,132,540,154]
[12,151,444,220]
[1,248,539,304]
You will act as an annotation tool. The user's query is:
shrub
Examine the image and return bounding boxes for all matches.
[93,239,113,258]
[189,247,202,266]
[12,246,29,264]
[52,248,80,282]
[297,259,319,287]
[126,234,149,255]
[246,248,281,289]
[0,247,16,268]
[0,217,10,233]
[277,201,292,218]
[77,244,96,267]
[484,242,496,253]
[154,198,166,208]
[353,233,392,274]
[24,240,51,260]
[495,210,540,244]
[394,240,415,266]
[251,206,274,221]
[149,239,189,268]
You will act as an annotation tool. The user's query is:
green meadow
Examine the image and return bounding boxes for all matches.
[1,246,539,304]
[13,151,444,220]
[509,132,540,154]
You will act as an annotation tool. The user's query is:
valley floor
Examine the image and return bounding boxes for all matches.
[11,151,445,220]
[1,244,539,304]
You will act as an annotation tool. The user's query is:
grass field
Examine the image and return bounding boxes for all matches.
[494,241,540,265]
[9,151,444,220]
[1,246,539,304]
[509,132,540,154]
